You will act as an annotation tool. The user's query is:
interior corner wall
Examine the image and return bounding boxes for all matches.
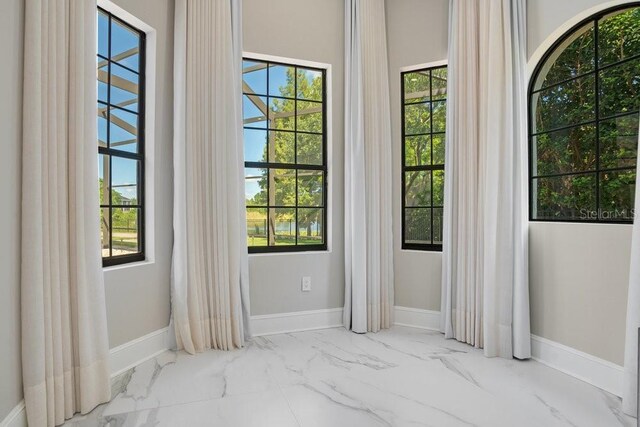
[0,0,24,420]
[386,0,448,311]
[242,0,345,316]
[103,0,174,348]
[527,0,635,366]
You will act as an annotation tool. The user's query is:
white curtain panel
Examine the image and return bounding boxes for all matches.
[440,0,531,359]
[172,0,251,354]
[343,0,394,333]
[21,0,112,425]
[622,125,640,417]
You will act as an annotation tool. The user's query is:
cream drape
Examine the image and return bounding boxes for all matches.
[21,0,111,425]
[171,0,251,354]
[622,124,640,417]
[343,0,394,333]
[440,0,531,359]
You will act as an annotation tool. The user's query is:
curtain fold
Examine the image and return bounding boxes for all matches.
[622,124,640,417]
[440,0,531,359]
[343,0,394,333]
[21,0,112,425]
[171,0,251,354]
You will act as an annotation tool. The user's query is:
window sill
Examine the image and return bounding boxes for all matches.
[400,248,443,254]
[249,249,332,257]
[103,259,155,273]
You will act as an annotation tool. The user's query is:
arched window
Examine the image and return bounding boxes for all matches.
[529,4,640,222]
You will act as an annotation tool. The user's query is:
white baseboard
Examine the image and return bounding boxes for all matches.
[530,334,624,397]
[0,401,26,427]
[109,327,171,378]
[394,306,441,331]
[250,308,343,336]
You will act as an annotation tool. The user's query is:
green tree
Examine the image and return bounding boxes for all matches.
[533,7,640,220]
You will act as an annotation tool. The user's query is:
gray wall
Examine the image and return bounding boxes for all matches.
[386,0,448,311]
[0,0,24,421]
[0,0,175,419]
[386,0,634,366]
[243,0,345,315]
[104,0,174,348]
[527,0,635,365]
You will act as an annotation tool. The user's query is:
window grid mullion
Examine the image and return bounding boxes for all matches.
[594,18,601,220]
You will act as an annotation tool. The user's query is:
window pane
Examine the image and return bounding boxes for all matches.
[405,102,430,135]
[297,100,323,133]
[243,60,267,96]
[98,154,110,205]
[242,59,326,252]
[273,208,296,245]
[111,20,139,60]
[404,135,430,167]
[598,57,640,118]
[297,133,323,165]
[405,208,431,245]
[269,64,295,98]
[297,208,323,245]
[110,63,139,112]
[533,23,594,90]
[243,95,267,128]
[270,131,295,164]
[272,169,296,206]
[432,101,446,133]
[269,97,294,130]
[600,169,636,221]
[432,134,445,165]
[98,12,109,57]
[404,71,430,103]
[433,170,444,206]
[405,171,431,207]
[433,208,443,244]
[431,68,447,100]
[247,208,267,246]
[100,207,110,257]
[600,113,639,169]
[245,168,266,206]
[109,108,138,152]
[97,102,108,148]
[111,207,140,256]
[244,129,267,162]
[532,173,596,220]
[297,68,322,101]
[533,125,596,176]
[97,64,108,103]
[598,7,640,67]
[111,157,139,205]
[533,74,595,133]
[298,170,323,207]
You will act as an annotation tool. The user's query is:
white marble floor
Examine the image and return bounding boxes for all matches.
[64,326,635,427]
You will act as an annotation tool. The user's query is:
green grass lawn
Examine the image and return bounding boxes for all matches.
[247,234,322,246]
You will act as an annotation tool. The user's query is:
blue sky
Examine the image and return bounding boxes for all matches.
[242,62,321,201]
[97,11,141,201]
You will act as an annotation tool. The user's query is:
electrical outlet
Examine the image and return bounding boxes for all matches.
[302,276,311,292]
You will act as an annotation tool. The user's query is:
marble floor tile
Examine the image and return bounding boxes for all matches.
[62,326,636,427]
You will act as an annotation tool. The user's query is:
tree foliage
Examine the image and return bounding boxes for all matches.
[533,7,640,220]
[245,64,325,245]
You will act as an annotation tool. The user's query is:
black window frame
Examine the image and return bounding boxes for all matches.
[243,58,328,254]
[98,7,146,267]
[401,65,447,251]
[528,3,640,224]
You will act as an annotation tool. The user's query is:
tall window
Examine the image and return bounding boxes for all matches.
[242,58,327,253]
[530,5,640,223]
[97,8,146,266]
[401,65,447,250]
